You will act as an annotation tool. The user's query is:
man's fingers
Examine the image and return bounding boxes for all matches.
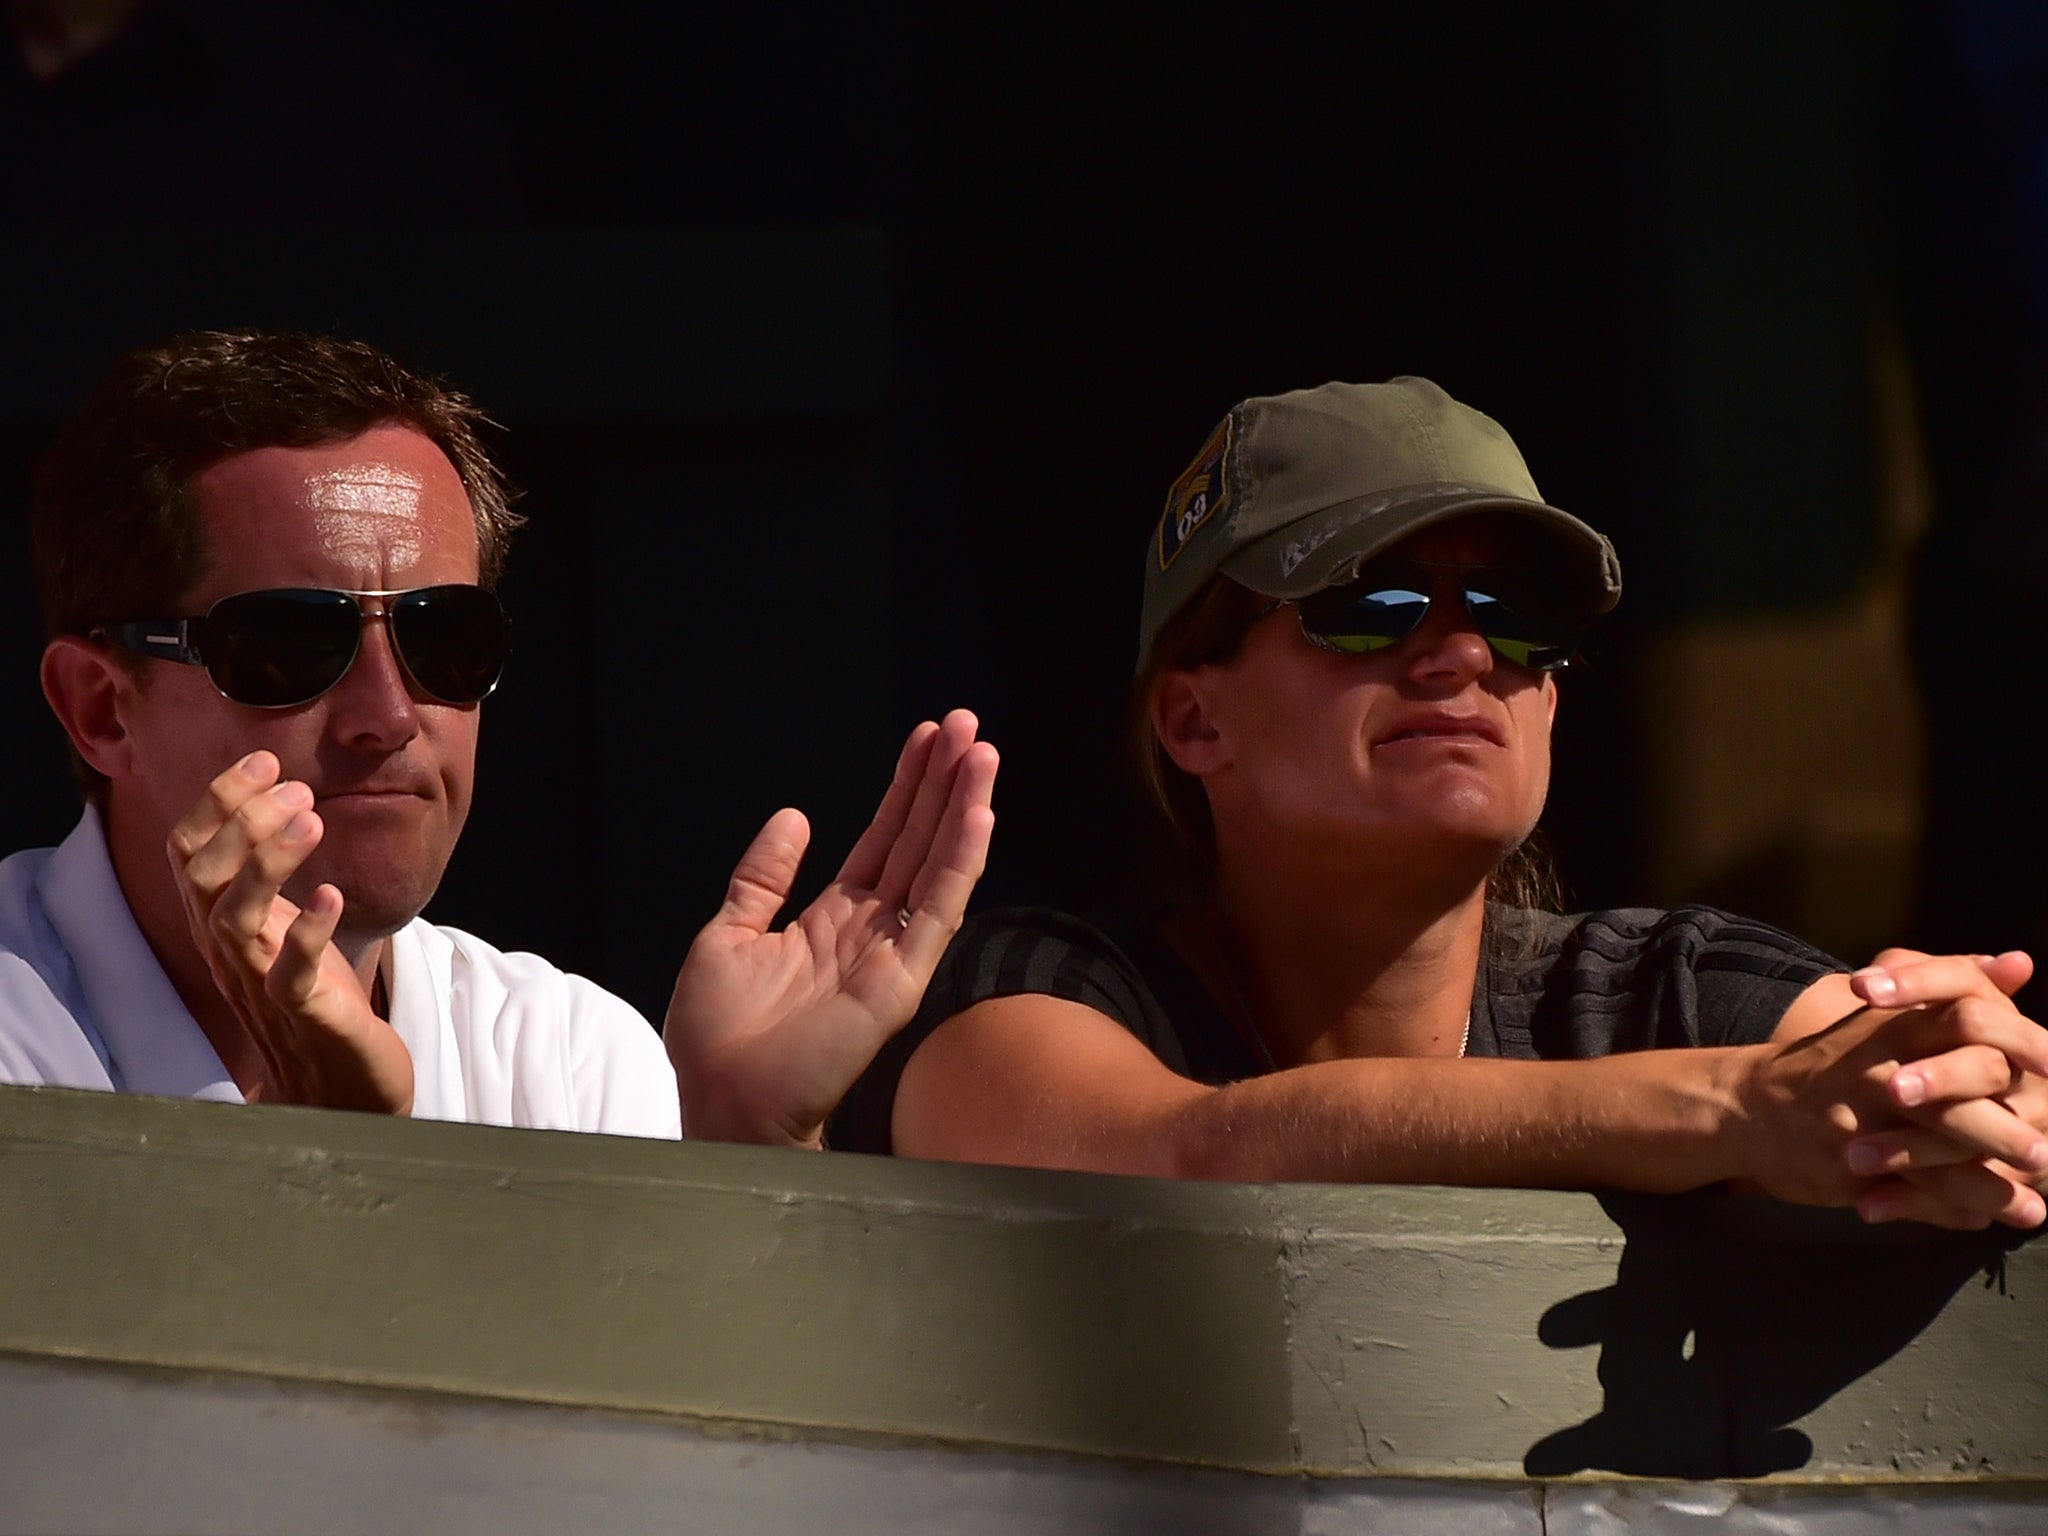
[181,778,314,910]
[170,769,318,1023]
[834,720,941,891]
[897,743,998,977]
[899,738,997,917]
[210,808,324,959]
[268,885,346,1012]
[167,752,282,866]
[873,709,978,905]
[714,807,812,936]
[896,807,996,978]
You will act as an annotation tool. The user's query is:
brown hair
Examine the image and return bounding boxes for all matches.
[33,330,521,644]
[32,330,523,797]
[1128,576,1562,912]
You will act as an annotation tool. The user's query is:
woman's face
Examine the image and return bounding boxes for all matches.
[1159,515,1561,878]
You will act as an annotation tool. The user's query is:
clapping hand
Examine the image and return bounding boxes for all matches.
[167,751,414,1114]
[665,710,997,1146]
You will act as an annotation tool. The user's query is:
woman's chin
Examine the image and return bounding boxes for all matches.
[1364,784,1539,852]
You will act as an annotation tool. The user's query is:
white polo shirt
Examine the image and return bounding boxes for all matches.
[0,808,681,1138]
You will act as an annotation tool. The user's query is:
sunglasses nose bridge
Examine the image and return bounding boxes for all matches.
[325,602,433,722]
[345,596,410,670]
[1389,582,1497,678]
[340,595,416,690]
[1405,578,1482,639]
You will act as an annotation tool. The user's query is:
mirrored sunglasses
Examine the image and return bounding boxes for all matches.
[1285,566,1582,671]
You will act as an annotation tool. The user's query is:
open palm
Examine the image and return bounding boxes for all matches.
[667,711,996,1145]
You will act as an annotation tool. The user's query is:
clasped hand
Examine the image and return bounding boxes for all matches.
[1749,950,2048,1230]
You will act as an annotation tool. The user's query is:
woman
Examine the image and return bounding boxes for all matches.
[830,377,2048,1231]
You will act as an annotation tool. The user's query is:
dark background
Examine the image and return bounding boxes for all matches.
[4,0,2038,1021]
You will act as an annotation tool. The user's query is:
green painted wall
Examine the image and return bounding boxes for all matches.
[1,1084,2040,1482]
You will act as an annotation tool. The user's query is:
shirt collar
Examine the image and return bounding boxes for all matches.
[40,805,242,1102]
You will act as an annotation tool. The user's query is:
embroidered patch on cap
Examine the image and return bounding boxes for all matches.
[1157,416,1233,571]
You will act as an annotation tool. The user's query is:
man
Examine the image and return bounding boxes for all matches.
[0,330,996,1144]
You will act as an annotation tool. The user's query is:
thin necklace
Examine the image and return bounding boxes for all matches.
[1202,906,1470,1072]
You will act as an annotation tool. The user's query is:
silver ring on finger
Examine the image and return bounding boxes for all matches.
[896,905,913,929]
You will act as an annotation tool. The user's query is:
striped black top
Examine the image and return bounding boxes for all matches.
[828,904,1844,1156]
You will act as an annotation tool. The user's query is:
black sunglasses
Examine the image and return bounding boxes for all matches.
[99,585,510,708]
[1267,565,1582,672]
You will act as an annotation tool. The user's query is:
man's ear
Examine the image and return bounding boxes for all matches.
[1544,670,1559,728]
[1150,669,1229,777]
[41,637,140,781]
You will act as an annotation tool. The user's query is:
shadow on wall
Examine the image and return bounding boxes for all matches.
[1524,1189,2028,1478]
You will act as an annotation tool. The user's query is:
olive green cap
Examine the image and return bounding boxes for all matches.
[1136,377,1623,673]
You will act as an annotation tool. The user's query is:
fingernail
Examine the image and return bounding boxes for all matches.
[2022,1140,2048,1174]
[1855,968,1898,1005]
[1860,1194,1895,1224]
[271,781,312,810]
[1893,1070,1926,1107]
[1845,1142,1884,1175]
[280,812,316,845]
[238,752,270,780]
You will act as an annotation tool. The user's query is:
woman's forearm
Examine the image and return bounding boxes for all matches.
[894,991,2046,1227]
[1163,1049,1754,1191]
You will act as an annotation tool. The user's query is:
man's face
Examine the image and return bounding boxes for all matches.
[114,425,485,946]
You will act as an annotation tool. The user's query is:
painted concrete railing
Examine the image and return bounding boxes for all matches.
[1,1084,2042,1533]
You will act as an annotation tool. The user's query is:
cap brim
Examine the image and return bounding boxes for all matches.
[1218,482,1623,620]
